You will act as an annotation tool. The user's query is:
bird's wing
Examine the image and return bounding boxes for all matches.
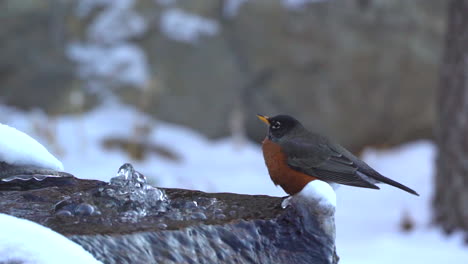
[283,138,379,189]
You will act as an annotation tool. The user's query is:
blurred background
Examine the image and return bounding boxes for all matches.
[0,0,467,263]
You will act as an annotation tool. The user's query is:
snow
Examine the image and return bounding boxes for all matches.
[0,123,63,171]
[75,0,145,42]
[0,213,101,264]
[68,0,149,90]
[336,142,468,264]
[87,1,147,44]
[0,102,467,263]
[67,43,150,88]
[295,180,336,208]
[160,8,220,43]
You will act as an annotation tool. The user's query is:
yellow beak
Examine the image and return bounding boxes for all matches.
[256,114,270,125]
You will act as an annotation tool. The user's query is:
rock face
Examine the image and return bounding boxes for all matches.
[0,0,79,113]
[0,164,338,264]
[0,0,446,150]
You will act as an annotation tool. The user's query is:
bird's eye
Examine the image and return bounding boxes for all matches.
[272,121,281,129]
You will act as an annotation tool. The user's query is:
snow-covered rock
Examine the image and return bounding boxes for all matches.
[281,180,337,242]
[0,213,101,264]
[296,180,337,209]
[0,123,63,171]
[282,180,336,216]
[0,174,337,264]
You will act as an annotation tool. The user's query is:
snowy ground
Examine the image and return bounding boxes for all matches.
[0,103,467,263]
[0,213,101,264]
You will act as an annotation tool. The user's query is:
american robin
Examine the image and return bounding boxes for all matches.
[257,114,419,196]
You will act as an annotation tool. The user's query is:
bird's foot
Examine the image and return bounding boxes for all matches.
[281,196,292,209]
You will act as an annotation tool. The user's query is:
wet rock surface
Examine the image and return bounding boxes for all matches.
[0,164,338,264]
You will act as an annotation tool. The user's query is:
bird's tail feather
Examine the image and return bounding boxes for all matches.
[369,172,419,196]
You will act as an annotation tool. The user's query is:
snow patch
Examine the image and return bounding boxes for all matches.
[296,180,336,208]
[68,0,149,90]
[0,123,63,171]
[0,214,101,264]
[88,8,146,44]
[67,43,149,88]
[160,8,220,43]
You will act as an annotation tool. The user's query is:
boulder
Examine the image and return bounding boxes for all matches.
[0,163,338,264]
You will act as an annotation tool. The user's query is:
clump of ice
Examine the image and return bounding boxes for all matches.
[106,163,168,218]
[0,213,101,264]
[0,123,63,171]
[160,8,220,43]
[53,163,167,220]
[2,174,67,182]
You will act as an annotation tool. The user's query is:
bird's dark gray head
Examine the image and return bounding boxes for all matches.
[257,114,304,142]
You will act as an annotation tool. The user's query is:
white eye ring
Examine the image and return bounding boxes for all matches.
[272,121,281,129]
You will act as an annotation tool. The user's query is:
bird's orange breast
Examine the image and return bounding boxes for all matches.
[262,138,316,195]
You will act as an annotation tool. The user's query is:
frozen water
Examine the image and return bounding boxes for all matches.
[105,163,169,217]
[74,203,97,216]
[282,181,336,212]
[52,163,168,220]
[0,161,73,185]
[162,196,220,222]
[2,174,64,182]
[110,163,147,188]
[299,180,337,209]
[0,123,63,171]
[286,181,337,240]
[0,213,101,264]
[54,196,101,217]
